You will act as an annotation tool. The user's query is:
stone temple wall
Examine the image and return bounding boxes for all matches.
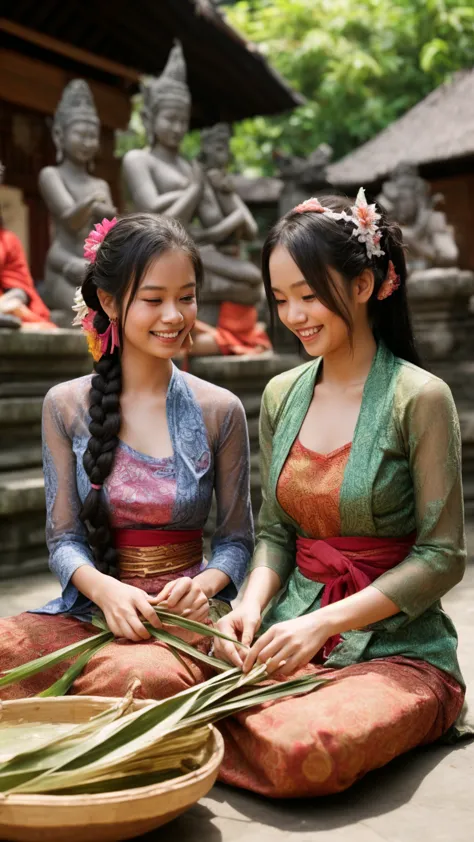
[408,268,474,521]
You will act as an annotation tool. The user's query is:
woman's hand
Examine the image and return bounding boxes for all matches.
[243,613,333,675]
[150,576,209,623]
[213,602,262,667]
[93,578,162,642]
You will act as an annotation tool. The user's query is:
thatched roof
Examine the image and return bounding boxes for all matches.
[1,0,302,126]
[329,69,474,188]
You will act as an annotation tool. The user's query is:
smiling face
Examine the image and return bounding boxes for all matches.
[269,244,357,358]
[61,120,100,165]
[117,249,197,360]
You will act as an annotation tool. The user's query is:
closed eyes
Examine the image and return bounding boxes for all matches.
[274,294,317,305]
[142,296,196,304]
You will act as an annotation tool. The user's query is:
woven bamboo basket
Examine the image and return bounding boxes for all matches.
[0,696,224,842]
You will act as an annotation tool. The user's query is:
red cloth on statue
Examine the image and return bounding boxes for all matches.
[296,533,416,656]
[0,228,52,322]
[195,301,272,356]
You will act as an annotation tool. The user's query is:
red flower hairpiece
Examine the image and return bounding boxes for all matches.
[377,260,400,301]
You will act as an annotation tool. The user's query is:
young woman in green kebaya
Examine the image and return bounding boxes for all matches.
[212,190,466,796]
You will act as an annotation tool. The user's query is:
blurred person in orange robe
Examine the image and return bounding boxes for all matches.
[0,162,56,330]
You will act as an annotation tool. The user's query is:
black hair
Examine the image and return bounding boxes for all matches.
[261,194,421,366]
[80,212,203,573]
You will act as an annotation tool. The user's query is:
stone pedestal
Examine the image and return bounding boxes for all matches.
[0,330,90,578]
[408,267,474,519]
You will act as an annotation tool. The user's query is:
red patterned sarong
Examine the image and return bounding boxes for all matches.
[0,527,464,798]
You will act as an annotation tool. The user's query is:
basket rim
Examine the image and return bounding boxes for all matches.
[0,695,225,806]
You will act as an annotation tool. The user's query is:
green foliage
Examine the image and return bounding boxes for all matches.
[115,1,474,176]
[224,0,474,174]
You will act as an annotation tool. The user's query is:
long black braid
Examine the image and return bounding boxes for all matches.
[79,213,203,574]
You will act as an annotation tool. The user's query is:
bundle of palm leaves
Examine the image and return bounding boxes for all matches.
[0,609,327,795]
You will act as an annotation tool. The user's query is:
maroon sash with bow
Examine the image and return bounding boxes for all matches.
[296,534,415,657]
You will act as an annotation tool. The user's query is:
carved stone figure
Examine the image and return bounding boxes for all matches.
[276,143,333,216]
[39,80,117,311]
[122,43,269,355]
[197,122,258,243]
[377,162,458,270]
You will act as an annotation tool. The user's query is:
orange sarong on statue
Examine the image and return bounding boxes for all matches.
[195,301,272,356]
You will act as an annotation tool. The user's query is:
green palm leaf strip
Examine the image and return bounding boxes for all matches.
[0,631,112,689]
[0,610,243,695]
[1,668,242,793]
[146,625,231,672]
[38,639,112,697]
[0,607,330,797]
[1,667,327,795]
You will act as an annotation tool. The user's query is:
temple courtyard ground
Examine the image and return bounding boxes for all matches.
[1,565,473,842]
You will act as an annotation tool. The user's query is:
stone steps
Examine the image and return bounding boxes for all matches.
[0,330,90,576]
[0,468,48,579]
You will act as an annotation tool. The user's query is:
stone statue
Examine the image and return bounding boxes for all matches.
[275,143,333,216]
[39,80,117,312]
[122,43,269,354]
[197,122,258,244]
[377,162,458,270]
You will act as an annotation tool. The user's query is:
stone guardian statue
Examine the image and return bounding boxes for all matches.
[377,162,458,271]
[122,43,269,355]
[39,80,117,312]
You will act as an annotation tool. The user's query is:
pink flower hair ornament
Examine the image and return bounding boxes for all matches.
[70,216,121,361]
[83,217,118,263]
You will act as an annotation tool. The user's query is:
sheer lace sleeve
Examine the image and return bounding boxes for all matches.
[206,395,254,599]
[250,385,296,584]
[373,378,466,617]
[42,385,95,610]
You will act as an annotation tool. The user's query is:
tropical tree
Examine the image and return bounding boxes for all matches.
[224,0,474,174]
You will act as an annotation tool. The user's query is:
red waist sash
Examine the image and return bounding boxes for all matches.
[114,528,203,549]
[296,533,415,657]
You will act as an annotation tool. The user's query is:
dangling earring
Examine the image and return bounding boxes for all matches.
[55,146,63,164]
[182,331,194,351]
[110,317,120,352]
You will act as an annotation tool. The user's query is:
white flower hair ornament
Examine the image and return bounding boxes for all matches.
[292,188,400,300]
[349,188,385,259]
[71,286,89,327]
[293,188,384,260]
